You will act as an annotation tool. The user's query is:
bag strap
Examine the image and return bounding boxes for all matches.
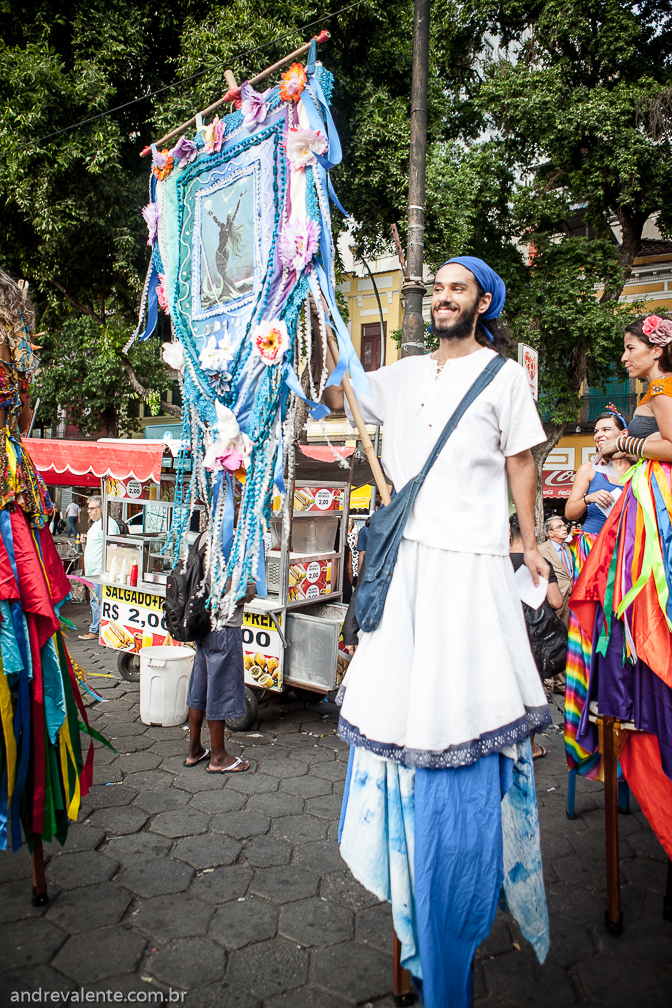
[415,354,507,486]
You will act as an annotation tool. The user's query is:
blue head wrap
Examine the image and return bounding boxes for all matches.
[438,256,506,342]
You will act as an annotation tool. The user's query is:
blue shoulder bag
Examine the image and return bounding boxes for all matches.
[355,354,507,633]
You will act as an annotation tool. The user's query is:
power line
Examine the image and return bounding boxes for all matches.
[11,0,368,155]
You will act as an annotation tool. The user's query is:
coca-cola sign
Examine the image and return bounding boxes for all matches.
[542,469,575,498]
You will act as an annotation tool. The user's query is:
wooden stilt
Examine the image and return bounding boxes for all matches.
[31,838,49,906]
[392,931,414,1006]
[599,716,623,934]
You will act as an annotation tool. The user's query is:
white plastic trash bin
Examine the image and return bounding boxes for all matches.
[139,645,195,726]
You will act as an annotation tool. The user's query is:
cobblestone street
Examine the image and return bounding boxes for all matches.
[1,603,671,1007]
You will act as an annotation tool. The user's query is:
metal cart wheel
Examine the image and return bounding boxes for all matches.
[226,686,259,731]
[117,651,141,682]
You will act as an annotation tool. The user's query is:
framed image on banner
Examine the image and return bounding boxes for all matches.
[518,344,538,401]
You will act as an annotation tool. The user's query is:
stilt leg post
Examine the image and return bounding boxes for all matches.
[599,716,623,935]
[31,838,49,906]
[392,930,415,1005]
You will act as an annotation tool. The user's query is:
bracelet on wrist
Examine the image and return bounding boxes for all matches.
[617,434,646,458]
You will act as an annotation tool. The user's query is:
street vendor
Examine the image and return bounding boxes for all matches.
[325,257,551,1008]
[78,494,119,641]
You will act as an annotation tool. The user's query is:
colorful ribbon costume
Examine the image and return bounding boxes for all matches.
[0,275,99,852]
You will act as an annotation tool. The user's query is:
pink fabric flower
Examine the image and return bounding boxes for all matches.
[169,135,198,168]
[142,202,161,246]
[203,115,225,154]
[642,314,672,345]
[156,274,169,314]
[283,126,327,170]
[280,218,319,274]
[240,83,268,131]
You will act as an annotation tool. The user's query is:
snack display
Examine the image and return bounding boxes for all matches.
[293,486,344,512]
[288,557,336,601]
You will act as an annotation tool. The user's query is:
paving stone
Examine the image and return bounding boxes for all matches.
[89,805,149,835]
[279,896,353,947]
[226,938,309,999]
[355,901,393,953]
[545,915,595,967]
[93,764,124,785]
[310,761,348,782]
[620,857,668,891]
[173,833,242,869]
[319,871,380,912]
[292,840,345,874]
[133,787,192,814]
[0,918,67,971]
[115,856,194,897]
[84,784,139,809]
[273,732,319,749]
[211,810,270,839]
[210,896,278,949]
[190,789,247,814]
[151,738,193,757]
[133,891,215,941]
[552,854,615,892]
[172,771,232,793]
[0,878,52,923]
[304,795,343,820]
[258,759,309,779]
[104,831,172,863]
[546,881,608,927]
[148,936,226,989]
[0,847,35,883]
[144,725,190,740]
[52,823,105,853]
[114,750,163,772]
[45,881,132,932]
[265,988,347,1008]
[105,734,155,752]
[46,850,119,890]
[227,773,280,794]
[105,723,150,737]
[150,808,211,837]
[250,865,320,904]
[184,982,261,1008]
[482,949,576,1007]
[244,836,292,868]
[123,768,176,791]
[0,964,76,996]
[190,865,254,904]
[89,746,117,765]
[247,791,305,817]
[476,911,513,958]
[52,925,147,983]
[82,974,159,999]
[271,815,328,845]
[311,941,391,1003]
[624,829,668,862]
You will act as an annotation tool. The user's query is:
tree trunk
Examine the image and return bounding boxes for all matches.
[600,208,649,303]
[531,424,564,540]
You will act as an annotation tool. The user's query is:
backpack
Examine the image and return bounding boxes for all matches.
[163,538,211,642]
[522,600,567,679]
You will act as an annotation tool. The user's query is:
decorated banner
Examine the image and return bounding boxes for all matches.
[130,39,366,623]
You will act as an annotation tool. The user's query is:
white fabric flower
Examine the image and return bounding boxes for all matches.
[161,341,184,371]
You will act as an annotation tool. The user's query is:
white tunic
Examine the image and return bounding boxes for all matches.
[340,348,550,766]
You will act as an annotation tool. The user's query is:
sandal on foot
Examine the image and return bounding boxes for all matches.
[78,632,98,640]
[205,756,249,774]
[183,748,210,767]
[533,745,548,760]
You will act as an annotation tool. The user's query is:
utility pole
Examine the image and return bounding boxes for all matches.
[400,0,430,358]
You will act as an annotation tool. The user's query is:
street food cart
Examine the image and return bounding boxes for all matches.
[30,438,373,730]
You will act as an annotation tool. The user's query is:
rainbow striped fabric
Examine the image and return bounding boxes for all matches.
[565,532,602,779]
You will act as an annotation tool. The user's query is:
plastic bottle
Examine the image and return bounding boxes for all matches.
[129,560,138,587]
[108,555,119,583]
[118,558,129,584]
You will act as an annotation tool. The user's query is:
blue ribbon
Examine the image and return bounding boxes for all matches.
[309,269,370,400]
[213,471,235,563]
[283,362,330,419]
[132,264,160,344]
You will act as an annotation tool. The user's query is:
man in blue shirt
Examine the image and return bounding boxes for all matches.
[538,516,573,629]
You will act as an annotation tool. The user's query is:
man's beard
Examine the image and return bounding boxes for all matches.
[432,296,480,341]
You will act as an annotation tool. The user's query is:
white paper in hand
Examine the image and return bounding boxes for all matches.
[514,564,549,610]
[595,485,622,517]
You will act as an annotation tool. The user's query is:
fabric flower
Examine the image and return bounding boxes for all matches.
[284,126,327,170]
[199,334,234,375]
[142,202,161,246]
[253,320,289,366]
[280,63,307,103]
[161,341,184,372]
[214,401,240,442]
[152,149,174,180]
[169,135,198,169]
[204,403,252,474]
[240,83,268,130]
[203,115,225,154]
[642,314,672,345]
[156,275,169,314]
[280,217,319,274]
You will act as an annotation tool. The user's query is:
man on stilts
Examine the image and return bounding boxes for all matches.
[328,256,552,1007]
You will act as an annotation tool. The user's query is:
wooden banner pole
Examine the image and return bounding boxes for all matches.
[140,30,331,157]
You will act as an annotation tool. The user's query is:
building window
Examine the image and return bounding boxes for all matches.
[361,322,386,371]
